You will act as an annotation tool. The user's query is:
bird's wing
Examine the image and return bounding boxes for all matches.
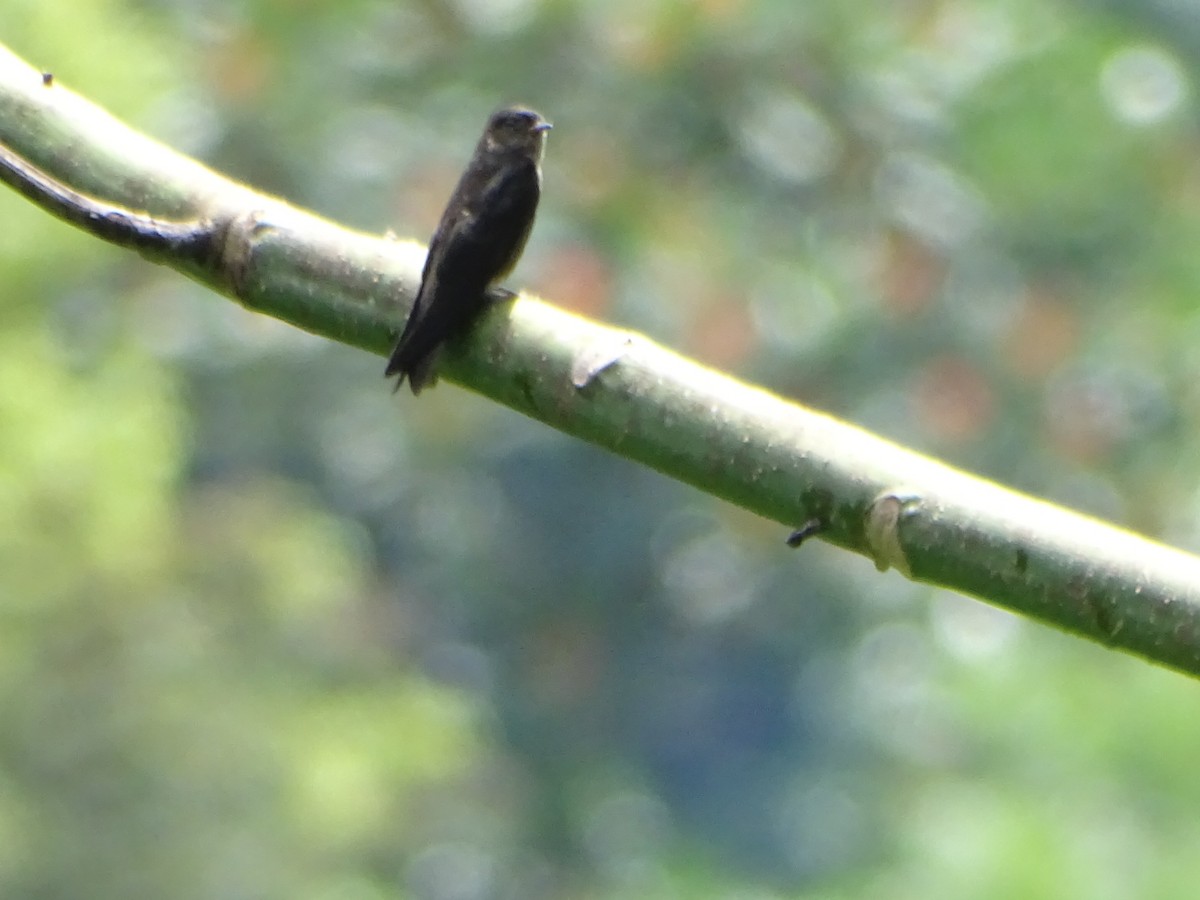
[436,158,541,284]
[385,158,541,387]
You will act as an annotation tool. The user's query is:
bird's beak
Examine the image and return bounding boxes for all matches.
[534,121,553,132]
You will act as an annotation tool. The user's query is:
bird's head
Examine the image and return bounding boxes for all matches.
[484,106,552,157]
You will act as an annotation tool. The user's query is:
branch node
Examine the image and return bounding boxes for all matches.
[865,489,920,575]
[571,333,632,389]
[215,209,271,300]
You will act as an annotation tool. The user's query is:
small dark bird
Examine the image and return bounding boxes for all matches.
[385,105,552,394]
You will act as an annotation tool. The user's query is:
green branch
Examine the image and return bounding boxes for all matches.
[4,44,1200,676]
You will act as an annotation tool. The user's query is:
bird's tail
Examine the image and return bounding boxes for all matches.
[387,346,441,395]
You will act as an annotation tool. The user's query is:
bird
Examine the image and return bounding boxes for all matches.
[385,105,552,394]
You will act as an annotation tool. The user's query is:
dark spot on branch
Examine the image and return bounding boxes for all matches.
[786,518,825,548]
[1088,595,1116,642]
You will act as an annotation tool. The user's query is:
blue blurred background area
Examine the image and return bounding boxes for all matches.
[4,1,1200,897]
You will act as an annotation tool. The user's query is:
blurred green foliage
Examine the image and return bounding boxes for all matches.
[4,0,1200,897]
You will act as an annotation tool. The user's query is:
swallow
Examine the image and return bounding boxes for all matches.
[386,105,551,394]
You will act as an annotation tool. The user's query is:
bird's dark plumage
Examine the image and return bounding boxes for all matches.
[386,105,551,394]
